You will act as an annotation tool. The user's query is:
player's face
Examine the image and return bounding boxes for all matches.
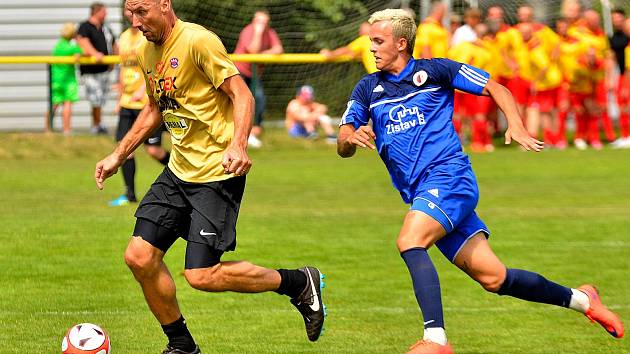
[369,21,403,72]
[126,0,167,43]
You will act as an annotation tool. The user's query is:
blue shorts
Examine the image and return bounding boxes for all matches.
[410,160,489,262]
[288,123,308,137]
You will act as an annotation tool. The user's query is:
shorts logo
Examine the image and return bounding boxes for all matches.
[413,70,428,86]
[170,57,179,69]
[428,202,436,209]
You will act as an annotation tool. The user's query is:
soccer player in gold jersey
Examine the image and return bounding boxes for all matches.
[110,9,170,206]
[413,1,449,59]
[95,1,325,352]
[320,22,378,74]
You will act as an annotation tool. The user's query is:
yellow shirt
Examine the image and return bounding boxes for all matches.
[527,41,562,91]
[496,25,528,79]
[448,41,493,77]
[559,36,591,93]
[568,22,609,82]
[347,35,377,74]
[137,20,240,183]
[414,18,449,59]
[119,28,148,110]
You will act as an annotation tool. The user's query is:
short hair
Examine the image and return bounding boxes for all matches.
[612,8,626,16]
[60,22,77,40]
[90,2,105,16]
[368,9,417,55]
[464,8,482,20]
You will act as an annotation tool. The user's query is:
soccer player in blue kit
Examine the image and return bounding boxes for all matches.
[337,9,624,354]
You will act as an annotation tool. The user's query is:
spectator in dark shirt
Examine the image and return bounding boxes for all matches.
[234,10,283,148]
[77,2,117,134]
[611,8,629,75]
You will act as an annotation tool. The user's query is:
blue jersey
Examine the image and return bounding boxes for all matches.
[340,58,490,203]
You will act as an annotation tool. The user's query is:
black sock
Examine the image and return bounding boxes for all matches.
[122,158,136,201]
[159,151,170,166]
[161,316,196,352]
[275,269,307,298]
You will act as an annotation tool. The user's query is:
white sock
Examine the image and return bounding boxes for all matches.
[423,327,447,346]
[569,288,590,313]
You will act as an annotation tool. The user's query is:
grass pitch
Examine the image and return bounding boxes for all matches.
[0,130,629,353]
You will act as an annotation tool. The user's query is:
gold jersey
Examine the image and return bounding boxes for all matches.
[137,20,240,183]
[414,18,449,59]
[347,35,378,74]
[119,28,148,110]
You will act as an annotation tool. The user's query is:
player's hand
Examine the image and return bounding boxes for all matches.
[348,126,376,150]
[93,52,104,63]
[505,126,544,152]
[222,142,252,176]
[320,49,332,59]
[95,153,124,190]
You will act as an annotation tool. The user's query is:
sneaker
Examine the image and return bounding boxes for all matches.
[578,285,624,338]
[574,138,588,150]
[91,125,108,135]
[290,266,326,342]
[247,135,262,149]
[407,339,453,354]
[109,195,131,206]
[306,132,319,140]
[161,345,201,354]
[325,135,337,145]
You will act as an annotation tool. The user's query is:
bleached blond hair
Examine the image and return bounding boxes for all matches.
[60,22,77,40]
[368,9,416,55]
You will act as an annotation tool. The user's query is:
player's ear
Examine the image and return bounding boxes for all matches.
[160,0,171,14]
[396,37,408,53]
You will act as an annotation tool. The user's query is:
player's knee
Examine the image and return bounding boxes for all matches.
[396,231,433,252]
[184,265,222,291]
[124,240,157,274]
[476,273,505,293]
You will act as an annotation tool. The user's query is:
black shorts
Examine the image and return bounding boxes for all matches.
[133,167,246,268]
[116,107,165,146]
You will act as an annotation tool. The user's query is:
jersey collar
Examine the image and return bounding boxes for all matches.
[383,58,415,83]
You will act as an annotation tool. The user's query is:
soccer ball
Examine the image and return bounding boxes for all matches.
[61,323,111,354]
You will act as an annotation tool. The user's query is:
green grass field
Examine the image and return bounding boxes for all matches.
[1,130,629,353]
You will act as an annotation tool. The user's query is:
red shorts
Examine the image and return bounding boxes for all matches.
[617,76,629,106]
[594,80,607,106]
[454,91,479,116]
[475,96,495,115]
[530,88,559,113]
[503,76,531,106]
[569,92,590,110]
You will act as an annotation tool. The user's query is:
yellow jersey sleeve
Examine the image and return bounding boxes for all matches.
[414,20,449,58]
[626,45,630,73]
[191,31,239,89]
[347,35,377,74]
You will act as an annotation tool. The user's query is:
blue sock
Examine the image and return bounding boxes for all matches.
[498,268,572,307]
[400,247,445,328]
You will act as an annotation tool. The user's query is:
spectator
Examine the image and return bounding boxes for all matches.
[414,1,449,59]
[610,9,630,148]
[234,10,283,148]
[451,8,481,46]
[320,22,377,74]
[285,85,336,144]
[77,2,117,135]
[612,18,630,148]
[109,9,170,206]
[45,22,82,135]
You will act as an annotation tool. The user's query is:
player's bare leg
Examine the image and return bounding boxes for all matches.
[183,261,281,292]
[62,101,73,135]
[455,233,624,338]
[124,237,182,325]
[397,211,453,353]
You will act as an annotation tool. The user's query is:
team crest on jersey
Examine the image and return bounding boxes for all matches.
[170,58,179,68]
[412,70,428,86]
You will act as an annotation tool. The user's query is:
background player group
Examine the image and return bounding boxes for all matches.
[326,0,630,151]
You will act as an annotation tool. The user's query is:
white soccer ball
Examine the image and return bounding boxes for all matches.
[61,323,111,354]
